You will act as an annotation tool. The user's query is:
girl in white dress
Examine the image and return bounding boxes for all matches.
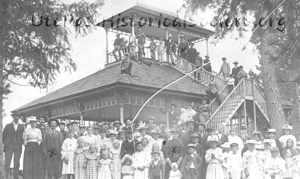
[227,143,243,179]
[61,130,77,179]
[74,138,86,179]
[242,140,264,179]
[110,139,122,179]
[221,142,231,179]
[265,147,286,179]
[291,146,300,179]
[169,163,182,179]
[205,135,224,179]
[98,150,113,179]
[122,155,135,179]
[132,141,151,179]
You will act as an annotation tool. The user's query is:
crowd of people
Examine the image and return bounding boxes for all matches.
[3,113,300,179]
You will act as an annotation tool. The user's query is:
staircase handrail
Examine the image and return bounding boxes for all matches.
[176,57,227,86]
[205,78,245,125]
[208,84,228,113]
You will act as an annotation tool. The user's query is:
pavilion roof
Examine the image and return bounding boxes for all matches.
[12,61,208,114]
[97,2,215,42]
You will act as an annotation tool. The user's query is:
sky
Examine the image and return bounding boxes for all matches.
[3,0,260,125]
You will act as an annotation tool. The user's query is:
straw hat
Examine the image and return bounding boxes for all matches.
[245,140,258,145]
[28,116,38,123]
[233,61,238,64]
[282,124,293,130]
[267,129,277,133]
[187,143,197,149]
[221,142,231,149]
[230,142,239,148]
[206,135,219,143]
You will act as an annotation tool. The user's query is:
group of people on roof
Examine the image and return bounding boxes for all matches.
[3,110,300,179]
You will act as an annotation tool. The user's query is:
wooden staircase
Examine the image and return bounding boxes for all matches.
[171,56,270,129]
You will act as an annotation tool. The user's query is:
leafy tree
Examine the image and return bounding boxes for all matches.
[0,0,104,177]
[185,0,300,132]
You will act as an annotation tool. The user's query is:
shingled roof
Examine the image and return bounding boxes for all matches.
[13,61,208,113]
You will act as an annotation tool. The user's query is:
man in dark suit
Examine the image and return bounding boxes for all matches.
[216,125,228,146]
[197,124,207,147]
[169,104,180,125]
[231,61,240,86]
[165,34,175,65]
[2,114,24,179]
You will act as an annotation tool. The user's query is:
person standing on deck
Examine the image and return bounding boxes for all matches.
[3,114,24,179]
[203,56,212,73]
[43,118,63,179]
[149,37,157,61]
[165,34,175,66]
[187,42,197,64]
[136,27,146,61]
[218,57,231,79]
[112,33,122,61]
[178,35,189,60]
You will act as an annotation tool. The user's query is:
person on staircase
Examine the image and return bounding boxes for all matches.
[178,35,189,60]
[218,57,231,79]
[112,33,122,61]
[203,56,212,73]
[206,76,222,106]
[231,61,240,86]
[187,42,197,64]
[237,65,247,84]
[194,52,202,82]
[165,34,175,66]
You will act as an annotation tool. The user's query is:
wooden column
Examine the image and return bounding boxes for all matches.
[206,37,209,56]
[80,112,84,125]
[252,80,257,131]
[131,17,135,36]
[105,28,109,64]
[166,110,169,129]
[119,102,124,124]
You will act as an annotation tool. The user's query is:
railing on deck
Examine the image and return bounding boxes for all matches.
[206,79,245,129]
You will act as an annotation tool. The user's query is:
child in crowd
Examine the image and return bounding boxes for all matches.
[74,137,87,179]
[148,151,165,179]
[122,155,135,179]
[98,150,113,179]
[111,139,122,179]
[227,143,243,179]
[157,38,165,66]
[151,143,164,161]
[291,142,300,179]
[169,163,182,179]
[84,144,100,179]
[61,130,77,179]
[180,144,202,179]
[242,140,264,179]
[132,141,151,179]
[221,142,231,179]
[265,147,286,179]
[205,135,224,179]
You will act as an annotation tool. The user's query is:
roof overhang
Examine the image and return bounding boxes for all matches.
[96,2,215,42]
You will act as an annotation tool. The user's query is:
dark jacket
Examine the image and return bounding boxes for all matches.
[2,123,24,152]
[180,153,202,175]
[165,39,173,53]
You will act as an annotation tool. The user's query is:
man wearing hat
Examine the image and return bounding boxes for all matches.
[203,55,212,72]
[194,52,203,82]
[112,33,122,61]
[58,121,67,141]
[264,129,283,152]
[165,34,175,65]
[187,42,197,64]
[149,37,157,61]
[146,116,157,133]
[179,120,195,154]
[190,132,204,157]
[43,118,63,179]
[178,34,189,60]
[112,120,122,131]
[279,124,296,148]
[237,65,247,83]
[169,104,180,125]
[3,114,25,179]
[122,118,133,131]
[162,128,184,179]
[218,57,231,79]
[37,116,48,138]
[120,129,138,159]
[136,27,146,60]
[231,61,240,86]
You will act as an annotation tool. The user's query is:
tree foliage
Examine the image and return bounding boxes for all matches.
[185,0,300,130]
[0,0,104,178]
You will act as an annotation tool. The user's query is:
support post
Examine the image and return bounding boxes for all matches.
[80,112,84,126]
[105,28,109,64]
[119,102,124,124]
[166,110,169,129]
[243,99,247,134]
[252,80,257,131]
[206,37,209,56]
[131,17,135,36]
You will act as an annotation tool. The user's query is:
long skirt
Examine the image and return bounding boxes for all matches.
[23,142,44,179]
[246,165,263,179]
[74,152,85,179]
[206,162,224,179]
[112,159,122,179]
[283,157,292,178]
[86,159,98,179]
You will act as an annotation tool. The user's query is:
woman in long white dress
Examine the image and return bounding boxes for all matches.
[265,147,286,179]
[61,130,77,179]
[205,135,224,179]
[243,140,264,179]
[110,139,122,179]
[132,142,151,179]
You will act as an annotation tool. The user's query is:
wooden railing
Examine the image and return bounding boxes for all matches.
[206,79,245,129]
